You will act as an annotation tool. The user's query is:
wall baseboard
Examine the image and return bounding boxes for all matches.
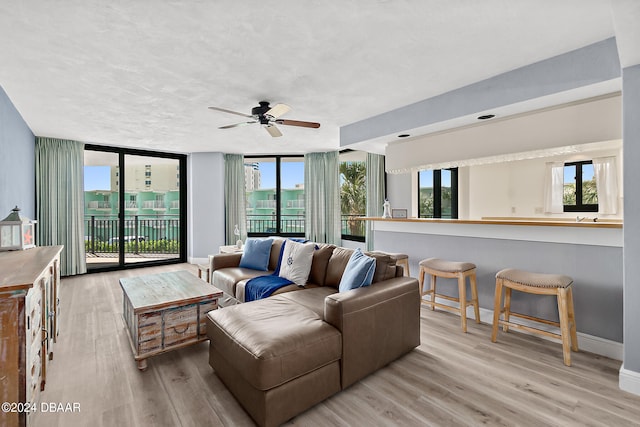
[620,365,640,396]
[188,257,209,265]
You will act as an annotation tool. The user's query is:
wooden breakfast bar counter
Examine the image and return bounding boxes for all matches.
[363,217,623,356]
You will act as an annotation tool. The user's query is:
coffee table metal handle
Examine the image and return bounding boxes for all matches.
[172,325,189,334]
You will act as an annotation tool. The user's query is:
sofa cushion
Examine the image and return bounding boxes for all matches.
[308,244,335,286]
[207,296,342,391]
[213,268,274,296]
[236,280,323,303]
[268,239,286,271]
[367,252,398,283]
[278,241,315,286]
[324,247,354,288]
[339,249,376,292]
[239,238,273,271]
[276,286,337,317]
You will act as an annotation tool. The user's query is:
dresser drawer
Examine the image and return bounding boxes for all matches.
[164,305,198,347]
[26,347,41,403]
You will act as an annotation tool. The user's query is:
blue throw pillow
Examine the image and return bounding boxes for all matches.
[239,238,273,271]
[339,248,377,292]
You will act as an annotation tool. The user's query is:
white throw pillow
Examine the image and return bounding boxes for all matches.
[278,240,315,286]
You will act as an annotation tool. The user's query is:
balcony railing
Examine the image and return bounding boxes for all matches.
[245,214,365,238]
[142,201,166,209]
[84,214,180,255]
[170,200,180,209]
[286,200,305,209]
[88,201,111,209]
[341,214,365,238]
[255,200,277,209]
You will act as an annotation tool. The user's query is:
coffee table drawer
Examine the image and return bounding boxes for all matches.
[198,300,218,337]
[164,305,198,346]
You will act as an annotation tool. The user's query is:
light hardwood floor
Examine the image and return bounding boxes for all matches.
[32,263,640,427]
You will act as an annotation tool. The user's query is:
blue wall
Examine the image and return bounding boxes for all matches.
[0,85,35,218]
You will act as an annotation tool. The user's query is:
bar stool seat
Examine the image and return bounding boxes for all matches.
[491,268,578,366]
[418,258,480,332]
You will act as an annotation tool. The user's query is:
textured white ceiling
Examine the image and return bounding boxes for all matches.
[0,1,615,155]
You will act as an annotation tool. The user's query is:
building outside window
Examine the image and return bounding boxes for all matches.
[245,156,304,236]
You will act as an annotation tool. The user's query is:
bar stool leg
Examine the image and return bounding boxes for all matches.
[557,287,572,366]
[470,271,480,324]
[458,272,468,332]
[491,277,503,342]
[567,287,579,351]
[503,287,512,333]
[429,274,437,311]
[418,266,425,300]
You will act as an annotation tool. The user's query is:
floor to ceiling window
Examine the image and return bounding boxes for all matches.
[245,156,305,237]
[339,150,366,242]
[84,146,186,271]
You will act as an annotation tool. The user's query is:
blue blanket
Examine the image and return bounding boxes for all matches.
[245,275,293,302]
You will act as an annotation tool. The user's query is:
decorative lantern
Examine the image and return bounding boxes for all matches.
[0,206,37,251]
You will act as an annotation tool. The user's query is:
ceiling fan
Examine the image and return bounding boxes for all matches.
[208,101,320,137]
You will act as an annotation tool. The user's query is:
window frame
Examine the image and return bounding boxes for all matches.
[563,160,598,213]
[83,144,187,273]
[339,150,367,242]
[417,168,459,219]
[245,155,305,238]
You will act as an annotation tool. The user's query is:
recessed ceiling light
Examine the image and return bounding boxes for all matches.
[477,114,495,120]
[398,134,410,138]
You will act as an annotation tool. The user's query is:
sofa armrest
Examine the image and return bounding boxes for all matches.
[324,276,420,389]
[210,253,243,272]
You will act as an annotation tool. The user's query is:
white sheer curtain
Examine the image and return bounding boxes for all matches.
[35,137,86,276]
[224,154,247,245]
[543,161,564,214]
[365,153,385,251]
[304,151,341,244]
[593,156,618,214]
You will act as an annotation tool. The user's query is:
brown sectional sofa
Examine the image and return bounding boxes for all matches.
[206,240,420,427]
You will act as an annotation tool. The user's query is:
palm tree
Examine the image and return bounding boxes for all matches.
[340,162,366,235]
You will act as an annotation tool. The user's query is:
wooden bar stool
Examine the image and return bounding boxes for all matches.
[389,253,410,276]
[418,258,480,332]
[491,268,578,366]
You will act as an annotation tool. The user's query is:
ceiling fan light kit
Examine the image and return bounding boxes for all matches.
[209,101,321,137]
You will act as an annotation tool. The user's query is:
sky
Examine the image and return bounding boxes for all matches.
[84,166,111,191]
[85,161,305,191]
[255,161,304,189]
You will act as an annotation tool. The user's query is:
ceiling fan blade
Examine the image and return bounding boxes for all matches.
[275,119,321,129]
[264,103,291,119]
[264,124,283,137]
[219,121,256,129]
[208,106,253,118]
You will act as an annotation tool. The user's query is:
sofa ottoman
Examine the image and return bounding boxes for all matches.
[206,295,342,427]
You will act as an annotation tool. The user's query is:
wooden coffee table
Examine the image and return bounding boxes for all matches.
[119,270,223,370]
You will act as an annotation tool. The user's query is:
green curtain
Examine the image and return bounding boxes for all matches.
[224,154,247,245]
[366,153,386,251]
[35,137,86,276]
[304,151,341,244]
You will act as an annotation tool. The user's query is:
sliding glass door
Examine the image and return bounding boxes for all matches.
[84,146,186,271]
